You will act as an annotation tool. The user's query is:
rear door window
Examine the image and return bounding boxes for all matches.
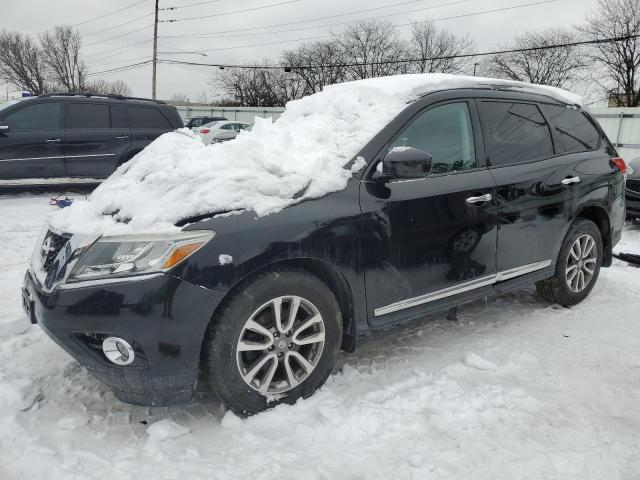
[478,101,554,166]
[126,106,171,129]
[69,103,110,129]
[6,102,62,131]
[541,105,600,152]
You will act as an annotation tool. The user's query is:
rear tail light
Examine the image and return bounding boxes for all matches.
[611,156,627,174]
[200,128,210,134]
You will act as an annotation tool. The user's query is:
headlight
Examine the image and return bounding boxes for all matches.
[69,230,214,281]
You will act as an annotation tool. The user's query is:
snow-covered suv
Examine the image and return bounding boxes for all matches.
[22,74,626,415]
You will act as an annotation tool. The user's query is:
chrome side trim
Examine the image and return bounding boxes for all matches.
[0,155,64,162]
[373,259,553,317]
[0,153,116,162]
[374,274,496,316]
[67,154,116,159]
[495,259,552,282]
[0,177,103,186]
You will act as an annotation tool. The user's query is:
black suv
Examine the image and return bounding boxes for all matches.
[185,116,227,129]
[22,85,626,415]
[0,93,182,182]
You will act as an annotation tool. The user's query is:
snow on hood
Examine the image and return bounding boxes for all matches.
[50,74,581,236]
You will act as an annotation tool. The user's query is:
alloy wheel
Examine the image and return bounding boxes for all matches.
[236,296,325,395]
[565,234,597,293]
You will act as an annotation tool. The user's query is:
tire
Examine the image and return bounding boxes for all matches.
[535,218,603,306]
[202,269,343,415]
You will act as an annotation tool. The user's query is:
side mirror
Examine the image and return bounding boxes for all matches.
[0,123,10,133]
[375,147,432,181]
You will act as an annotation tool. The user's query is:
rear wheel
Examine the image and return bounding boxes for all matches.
[202,269,342,415]
[536,218,603,306]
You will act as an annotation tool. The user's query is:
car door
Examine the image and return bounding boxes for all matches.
[64,102,132,178]
[215,123,238,141]
[0,101,66,180]
[126,105,174,152]
[475,99,584,276]
[361,99,498,327]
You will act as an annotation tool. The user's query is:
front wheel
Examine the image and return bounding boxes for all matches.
[536,218,603,306]
[202,269,342,415]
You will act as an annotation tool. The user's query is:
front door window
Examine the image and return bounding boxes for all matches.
[389,102,477,175]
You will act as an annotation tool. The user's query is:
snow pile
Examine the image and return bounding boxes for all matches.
[0,376,40,411]
[50,74,581,235]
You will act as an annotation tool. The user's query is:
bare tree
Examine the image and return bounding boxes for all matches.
[0,31,49,94]
[408,20,475,74]
[338,20,409,80]
[579,0,640,106]
[170,93,189,103]
[84,79,131,96]
[40,26,86,92]
[197,88,210,105]
[484,28,586,88]
[281,40,347,93]
[214,62,306,107]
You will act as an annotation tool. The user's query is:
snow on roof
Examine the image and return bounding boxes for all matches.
[50,74,581,235]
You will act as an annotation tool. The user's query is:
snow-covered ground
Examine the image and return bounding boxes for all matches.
[1,194,640,480]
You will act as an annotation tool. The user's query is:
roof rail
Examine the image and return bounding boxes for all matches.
[38,92,166,104]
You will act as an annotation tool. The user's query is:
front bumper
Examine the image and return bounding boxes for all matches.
[23,269,225,406]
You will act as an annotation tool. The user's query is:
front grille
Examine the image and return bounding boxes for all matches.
[627,178,640,194]
[40,230,69,271]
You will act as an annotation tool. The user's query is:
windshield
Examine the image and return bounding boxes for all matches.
[202,121,223,128]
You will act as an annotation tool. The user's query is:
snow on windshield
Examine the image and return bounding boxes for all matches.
[50,74,581,236]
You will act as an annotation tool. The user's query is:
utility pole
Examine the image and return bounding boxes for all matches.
[152,0,159,99]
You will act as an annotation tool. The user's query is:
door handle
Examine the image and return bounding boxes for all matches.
[466,193,493,204]
[562,176,581,185]
[45,138,61,143]
[115,136,129,140]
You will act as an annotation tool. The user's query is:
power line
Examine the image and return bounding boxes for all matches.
[72,0,148,27]
[83,24,154,47]
[162,0,304,23]
[86,60,153,77]
[165,0,559,54]
[86,55,152,68]
[157,34,640,71]
[160,0,223,10]
[160,0,468,39]
[84,38,151,60]
[82,12,154,37]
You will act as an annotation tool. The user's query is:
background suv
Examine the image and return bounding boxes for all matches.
[23,84,626,415]
[0,93,183,181]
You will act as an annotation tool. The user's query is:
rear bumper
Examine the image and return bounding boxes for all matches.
[23,270,225,406]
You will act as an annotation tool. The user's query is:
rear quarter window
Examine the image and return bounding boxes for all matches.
[541,105,600,153]
[478,101,554,167]
[126,106,172,129]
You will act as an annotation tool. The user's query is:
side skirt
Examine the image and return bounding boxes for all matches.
[368,261,553,331]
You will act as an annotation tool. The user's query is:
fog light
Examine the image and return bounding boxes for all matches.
[102,337,135,366]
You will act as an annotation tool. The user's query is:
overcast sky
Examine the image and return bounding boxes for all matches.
[1,0,601,100]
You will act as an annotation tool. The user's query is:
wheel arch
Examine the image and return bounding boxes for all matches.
[203,258,358,358]
[576,205,612,266]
